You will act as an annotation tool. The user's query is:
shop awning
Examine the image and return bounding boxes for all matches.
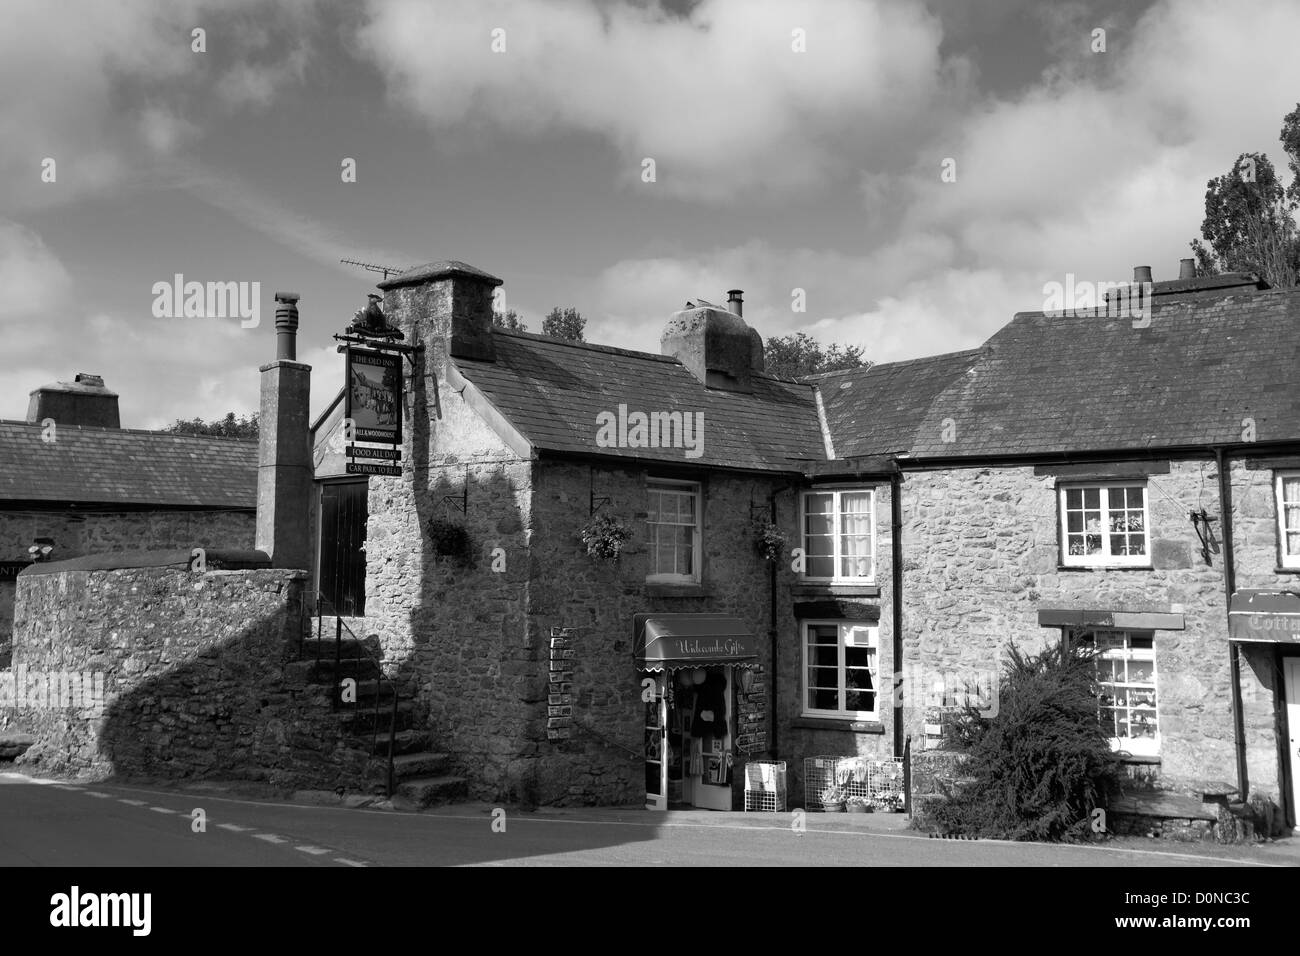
[633,613,758,670]
[1228,589,1300,643]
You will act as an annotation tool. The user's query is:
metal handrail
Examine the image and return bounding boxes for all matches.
[313,594,400,797]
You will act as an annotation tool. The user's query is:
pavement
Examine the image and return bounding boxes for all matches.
[2,768,1297,867]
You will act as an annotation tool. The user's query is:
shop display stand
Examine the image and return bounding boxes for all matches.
[743,760,787,812]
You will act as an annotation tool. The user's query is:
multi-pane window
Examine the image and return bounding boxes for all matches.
[801,489,875,581]
[1277,471,1300,568]
[1060,482,1149,566]
[646,481,700,583]
[1077,630,1159,756]
[802,622,878,719]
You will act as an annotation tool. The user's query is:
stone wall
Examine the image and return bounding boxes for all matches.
[7,564,376,790]
[0,508,255,649]
[526,462,782,805]
[899,459,1293,801]
[363,271,535,803]
[776,480,897,807]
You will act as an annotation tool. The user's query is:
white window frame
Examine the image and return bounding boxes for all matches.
[1078,629,1160,757]
[645,479,701,584]
[799,488,877,583]
[1059,481,1151,567]
[1276,470,1300,569]
[800,621,879,720]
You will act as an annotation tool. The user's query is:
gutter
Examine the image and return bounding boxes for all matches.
[1214,445,1249,801]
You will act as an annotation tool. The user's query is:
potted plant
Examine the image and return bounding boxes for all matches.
[579,513,632,561]
[752,520,787,563]
[818,785,847,812]
[845,795,872,814]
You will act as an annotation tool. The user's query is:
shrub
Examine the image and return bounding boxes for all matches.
[926,641,1119,841]
[579,513,632,561]
[426,517,472,565]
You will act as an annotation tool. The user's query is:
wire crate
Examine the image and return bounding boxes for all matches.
[743,760,787,812]
[803,755,906,811]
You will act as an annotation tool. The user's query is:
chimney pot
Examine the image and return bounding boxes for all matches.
[727,289,744,317]
[274,291,301,361]
[1179,258,1196,279]
[1133,265,1153,284]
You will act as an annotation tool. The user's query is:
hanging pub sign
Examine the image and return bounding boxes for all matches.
[344,346,402,444]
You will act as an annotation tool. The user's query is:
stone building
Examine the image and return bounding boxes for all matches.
[307,258,1300,826]
[0,374,257,661]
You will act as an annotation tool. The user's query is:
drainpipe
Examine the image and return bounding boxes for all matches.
[890,462,905,759]
[1215,445,1248,800]
[769,483,794,757]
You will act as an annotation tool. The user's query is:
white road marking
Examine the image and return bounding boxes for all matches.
[118,799,148,806]
[52,785,84,791]
[86,792,112,798]
[217,823,251,832]
[149,806,177,814]
[296,846,330,855]
[253,833,287,844]
[334,858,367,867]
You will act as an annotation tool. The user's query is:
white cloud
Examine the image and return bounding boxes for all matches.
[0,221,73,323]
[356,0,948,199]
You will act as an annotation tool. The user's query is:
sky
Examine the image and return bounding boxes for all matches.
[3,0,1299,427]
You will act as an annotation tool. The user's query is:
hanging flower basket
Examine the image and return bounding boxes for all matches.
[579,513,632,561]
[753,520,786,563]
[426,517,472,565]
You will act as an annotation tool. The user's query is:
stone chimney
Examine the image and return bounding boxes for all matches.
[377,260,502,367]
[255,292,313,570]
[26,373,120,428]
[661,296,763,393]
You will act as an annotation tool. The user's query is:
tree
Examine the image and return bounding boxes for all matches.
[491,309,527,331]
[164,412,259,439]
[763,331,869,379]
[1190,106,1300,289]
[541,307,586,342]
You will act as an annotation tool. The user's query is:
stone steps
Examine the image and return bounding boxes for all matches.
[395,774,467,807]
[391,751,451,779]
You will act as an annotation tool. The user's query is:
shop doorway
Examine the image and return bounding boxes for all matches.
[644,666,735,811]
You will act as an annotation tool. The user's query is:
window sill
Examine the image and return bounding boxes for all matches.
[791,583,881,598]
[1275,567,1300,575]
[792,717,885,734]
[1058,564,1154,572]
[1115,753,1161,765]
[646,583,709,598]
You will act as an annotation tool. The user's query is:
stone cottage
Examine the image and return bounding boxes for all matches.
[307,257,1300,826]
[0,374,257,663]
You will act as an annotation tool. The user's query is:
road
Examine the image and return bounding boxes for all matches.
[0,772,1291,867]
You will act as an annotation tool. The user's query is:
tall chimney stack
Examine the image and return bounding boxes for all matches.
[256,292,313,570]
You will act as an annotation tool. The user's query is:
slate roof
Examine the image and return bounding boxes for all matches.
[0,421,257,507]
[453,330,827,472]
[814,350,983,460]
[907,287,1300,458]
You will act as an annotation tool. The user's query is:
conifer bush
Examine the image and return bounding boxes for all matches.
[926,641,1119,841]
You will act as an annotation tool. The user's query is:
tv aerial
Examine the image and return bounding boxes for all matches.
[340,258,412,281]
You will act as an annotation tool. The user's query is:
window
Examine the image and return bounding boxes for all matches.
[1059,482,1149,566]
[1076,630,1159,757]
[646,480,701,583]
[1277,471,1300,569]
[802,622,878,719]
[801,489,876,581]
